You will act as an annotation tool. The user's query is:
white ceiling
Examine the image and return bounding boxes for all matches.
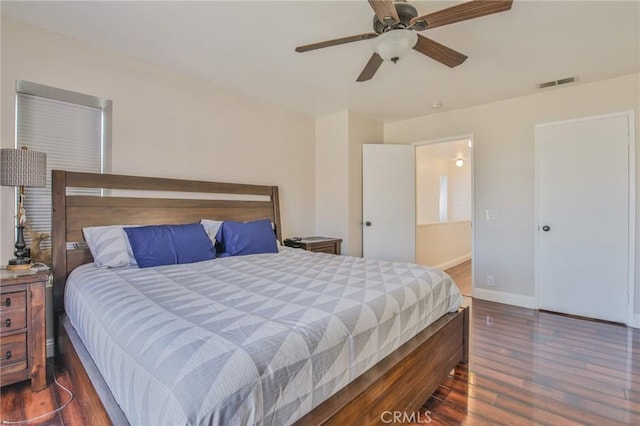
[2,1,639,123]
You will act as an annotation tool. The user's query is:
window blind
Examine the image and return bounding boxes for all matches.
[16,93,102,246]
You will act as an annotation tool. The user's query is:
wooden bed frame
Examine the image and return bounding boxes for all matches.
[51,170,469,425]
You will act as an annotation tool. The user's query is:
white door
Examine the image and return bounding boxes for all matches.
[362,144,415,262]
[536,113,632,323]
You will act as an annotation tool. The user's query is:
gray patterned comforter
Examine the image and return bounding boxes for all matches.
[65,248,462,425]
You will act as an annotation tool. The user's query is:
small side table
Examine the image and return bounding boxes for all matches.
[284,237,342,255]
[0,269,48,391]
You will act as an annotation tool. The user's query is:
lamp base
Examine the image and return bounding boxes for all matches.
[9,224,31,270]
[7,262,32,271]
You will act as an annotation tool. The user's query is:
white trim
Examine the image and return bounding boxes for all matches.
[473,287,537,309]
[626,112,636,328]
[534,110,636,327]
[434,253,471,271]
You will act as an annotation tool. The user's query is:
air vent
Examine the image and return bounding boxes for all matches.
[536,76,578,89]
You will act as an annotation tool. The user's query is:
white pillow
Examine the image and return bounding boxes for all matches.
[83,225,137,268]
[271,222,282,248]
[200,219,224,243]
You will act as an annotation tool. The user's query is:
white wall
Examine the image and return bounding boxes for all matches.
[416,150,448,224]
[315,111,349,250]
[416,145,471,224]
[385,73,640,315]
[348,112,383,257]
[1,19,317,265]
[447,161,471,222]
[416,222,471,270]
[315,110,382,256]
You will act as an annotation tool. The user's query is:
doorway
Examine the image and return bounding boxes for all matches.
[535,111,635,324]
[415,136,474,296]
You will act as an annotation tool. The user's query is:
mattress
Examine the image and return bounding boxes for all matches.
[64,248,462,425]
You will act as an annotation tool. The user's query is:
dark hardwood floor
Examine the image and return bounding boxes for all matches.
[0,363,85,425]
[421,300,640,425]
[2,267,639,425]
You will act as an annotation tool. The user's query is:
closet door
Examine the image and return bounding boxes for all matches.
[536,112,633,323]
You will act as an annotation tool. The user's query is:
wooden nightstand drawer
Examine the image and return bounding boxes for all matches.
[284,237,342,255]
[310,243,341,254]
[1,291,27,332]
[1,291,26,312]
[0,333,28,374]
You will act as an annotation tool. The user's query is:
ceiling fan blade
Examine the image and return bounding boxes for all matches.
[411,0,513,29]
[413,34,467,68]
[368,0,400,25]
[357,53,384,82]
[295,33,378,53]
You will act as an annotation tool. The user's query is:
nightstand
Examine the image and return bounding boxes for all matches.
[284,237,342,255]
[0,270,48,391]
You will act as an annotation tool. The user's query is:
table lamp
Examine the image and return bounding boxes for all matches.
[1,147,47,270]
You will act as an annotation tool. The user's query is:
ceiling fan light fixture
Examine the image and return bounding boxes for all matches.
[373,30,418,63]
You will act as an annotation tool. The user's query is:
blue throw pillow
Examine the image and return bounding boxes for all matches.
[124,223,215,268]
[216,219,278,256]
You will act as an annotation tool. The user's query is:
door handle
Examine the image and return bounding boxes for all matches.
[364,221,372,227]
[542,225,551,232]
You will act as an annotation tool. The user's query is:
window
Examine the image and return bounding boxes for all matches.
[438,175,448,222]
[15,81,111,245]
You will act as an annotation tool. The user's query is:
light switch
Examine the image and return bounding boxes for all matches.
[485,209,497,220]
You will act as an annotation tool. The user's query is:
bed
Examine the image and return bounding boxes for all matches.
[52,170,469,425]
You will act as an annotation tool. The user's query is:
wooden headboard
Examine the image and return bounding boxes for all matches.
[51,170,281,313]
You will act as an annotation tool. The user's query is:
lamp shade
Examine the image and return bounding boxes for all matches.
[374,30,418,62]
[0,147,47,187]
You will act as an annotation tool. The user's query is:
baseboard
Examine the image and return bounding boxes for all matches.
[472,289,639,327]
[473,287,537,309]
[46,337,54,358]
[435,253,471,271]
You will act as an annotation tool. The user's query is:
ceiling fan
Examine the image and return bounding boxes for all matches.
[295,0,513,82]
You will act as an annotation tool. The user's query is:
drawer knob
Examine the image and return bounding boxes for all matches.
[4,350,11,360]
[4,297,10,307]
[2,318,10,328]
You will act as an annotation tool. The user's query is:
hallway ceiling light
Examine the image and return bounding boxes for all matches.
[455,154,464,167]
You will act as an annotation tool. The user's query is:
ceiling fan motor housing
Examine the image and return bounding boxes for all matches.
[373,2,419,33]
